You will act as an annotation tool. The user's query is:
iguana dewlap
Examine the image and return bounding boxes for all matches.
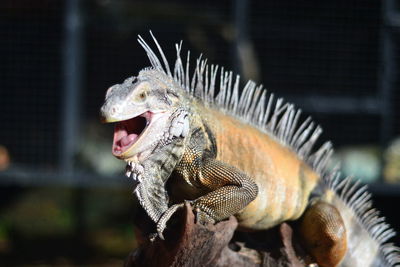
[100,33,400,267]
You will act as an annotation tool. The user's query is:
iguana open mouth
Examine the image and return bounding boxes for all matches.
[112,112,150,155]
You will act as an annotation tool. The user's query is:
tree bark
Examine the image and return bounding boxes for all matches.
[125,203,307,267]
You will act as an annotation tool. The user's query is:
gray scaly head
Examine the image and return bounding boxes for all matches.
[100,45,191,224]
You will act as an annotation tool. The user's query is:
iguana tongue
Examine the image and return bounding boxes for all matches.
[111,115,147,156]
[120,134,137,147]
[113,122,140,155]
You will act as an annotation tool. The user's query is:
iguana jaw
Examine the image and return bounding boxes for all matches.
[112,111,149,156]
[111,111,171,160]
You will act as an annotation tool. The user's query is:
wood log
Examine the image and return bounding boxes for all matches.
[125,203,307,267]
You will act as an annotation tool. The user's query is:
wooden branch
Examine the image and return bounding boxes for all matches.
[125,203,307,267]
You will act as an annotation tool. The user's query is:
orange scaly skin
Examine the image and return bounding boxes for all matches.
[201,104,320,230]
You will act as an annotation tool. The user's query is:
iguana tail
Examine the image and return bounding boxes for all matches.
[321,170,400,267]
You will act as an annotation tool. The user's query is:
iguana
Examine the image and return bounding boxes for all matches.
[100,33,400,267]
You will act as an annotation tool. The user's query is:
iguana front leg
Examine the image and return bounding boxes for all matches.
[157,154,258,238]
[191,158,259,224]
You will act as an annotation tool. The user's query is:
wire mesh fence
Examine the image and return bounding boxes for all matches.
[1,0,400,264]
[1,1,397,182]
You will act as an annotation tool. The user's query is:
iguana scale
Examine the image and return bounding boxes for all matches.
[100,33,400,267]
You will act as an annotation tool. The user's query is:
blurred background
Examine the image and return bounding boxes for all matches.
[1,0,400,265]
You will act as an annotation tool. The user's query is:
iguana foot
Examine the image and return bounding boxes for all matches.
[156,201,218,240]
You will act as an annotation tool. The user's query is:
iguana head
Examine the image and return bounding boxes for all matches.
[101,69,191,223]
[101,69,190,163]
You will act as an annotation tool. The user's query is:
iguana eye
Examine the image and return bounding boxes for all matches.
[137,91,147,101]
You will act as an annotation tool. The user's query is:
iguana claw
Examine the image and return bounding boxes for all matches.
[193,208,215,225]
